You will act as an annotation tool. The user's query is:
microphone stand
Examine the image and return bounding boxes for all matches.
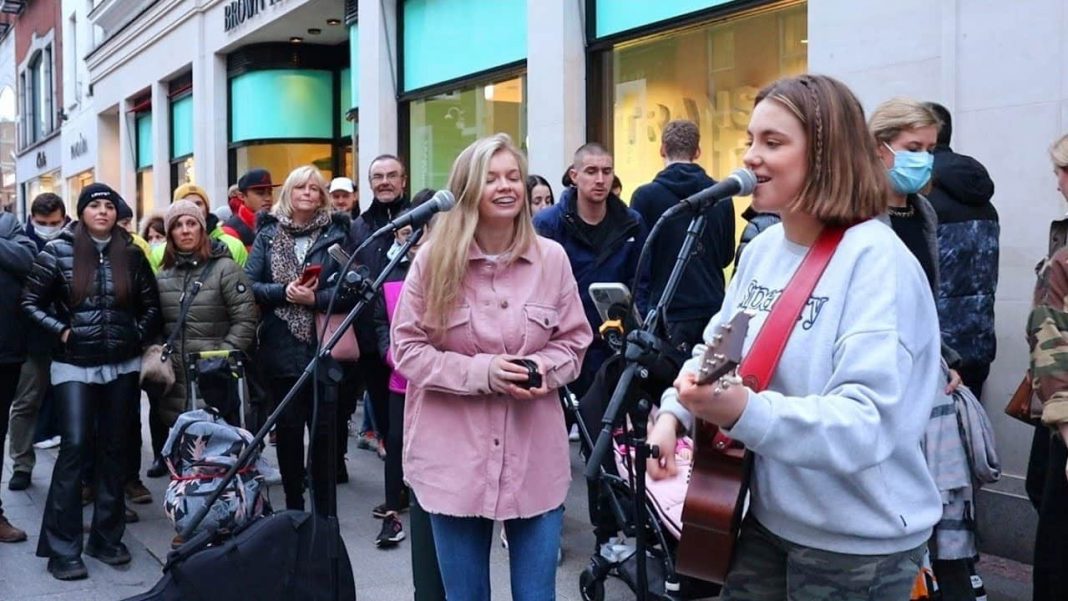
[584,210,709,601]
[175,227,424,601]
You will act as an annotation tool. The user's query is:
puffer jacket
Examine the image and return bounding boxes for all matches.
[22,215,71,357]
[245,212,354,379]
[156,241,258,425]
[928,144,999,367]
[20,224,161,367]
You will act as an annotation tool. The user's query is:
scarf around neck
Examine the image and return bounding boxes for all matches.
[270,211,331,343]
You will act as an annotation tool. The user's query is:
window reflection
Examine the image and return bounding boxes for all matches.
[408,75,526,192]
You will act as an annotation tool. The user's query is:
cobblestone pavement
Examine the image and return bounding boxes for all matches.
[0,401,1034,600]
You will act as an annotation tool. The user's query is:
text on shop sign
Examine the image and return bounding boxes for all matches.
[224,0,286,32]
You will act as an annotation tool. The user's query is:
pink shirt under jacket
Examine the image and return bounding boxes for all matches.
[391,238,593,520]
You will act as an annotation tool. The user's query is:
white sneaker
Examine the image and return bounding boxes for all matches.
[568,424,580,442]
[33,435,61,450]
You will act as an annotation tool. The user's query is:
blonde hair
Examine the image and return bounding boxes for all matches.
[422,133,537,335]
[271,165,330,219]
[869,97,942,145]
[1051,133,1068,169]
[755,74,889,225]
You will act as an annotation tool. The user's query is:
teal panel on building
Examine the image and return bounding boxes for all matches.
[230,70,334,142]
[136,112,152,170]
[349,24,359,109]
[341,68,352,137]
[403,0,526,92]
[171,95,193,159]
[595,0,735,38]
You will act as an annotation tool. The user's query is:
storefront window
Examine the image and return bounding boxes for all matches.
[136,168,154,219]
[26,171,62,215]
[595,1,806,212]
[343,144,355,181]
[233,143,334,183]
[172,157,195,193]
[66,170,94,213]
[408,75,526,191]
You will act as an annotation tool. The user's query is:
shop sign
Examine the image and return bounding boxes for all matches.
[70,134,88,160]
[224,0,287,32]
[35,151,46,169]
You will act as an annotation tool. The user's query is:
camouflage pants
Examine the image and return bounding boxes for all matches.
[721,519,925,601]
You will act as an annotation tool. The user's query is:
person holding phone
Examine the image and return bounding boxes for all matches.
[391,134,592,600]
[245,165,352,514]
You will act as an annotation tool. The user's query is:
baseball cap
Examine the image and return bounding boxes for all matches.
[237,168,279,192]
[329,177,355,193]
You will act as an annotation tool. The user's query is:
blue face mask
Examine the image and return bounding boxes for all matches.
[884,142,933,195]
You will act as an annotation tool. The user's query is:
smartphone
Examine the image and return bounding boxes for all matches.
[588,282,641,325]
[298,264,322,287]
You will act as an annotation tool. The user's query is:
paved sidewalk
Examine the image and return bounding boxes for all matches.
[0,400,1035,600]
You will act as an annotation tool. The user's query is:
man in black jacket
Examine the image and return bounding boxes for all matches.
[348,155,412,484]
[630,120,735,351]
[0,208,43,542]
[925,102,999,398]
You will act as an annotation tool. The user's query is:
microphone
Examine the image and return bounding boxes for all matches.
[371,190,456,238]
[663,168,757,218]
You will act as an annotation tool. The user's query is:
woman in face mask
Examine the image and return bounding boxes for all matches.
[870,98,941,285]
[139,214,166,250]
[870,98,974,601]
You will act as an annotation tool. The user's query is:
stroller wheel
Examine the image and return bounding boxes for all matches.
[579,566,606,601]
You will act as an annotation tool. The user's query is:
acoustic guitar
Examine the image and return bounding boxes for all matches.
[675,311,752,584]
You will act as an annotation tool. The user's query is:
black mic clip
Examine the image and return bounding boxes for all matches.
[339,265,376,305]
[623,329,684,387]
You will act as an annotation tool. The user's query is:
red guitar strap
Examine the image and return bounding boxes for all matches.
[736,225,848,392]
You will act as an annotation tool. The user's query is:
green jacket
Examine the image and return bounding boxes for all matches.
[149,225,248,273]
[156,241,258,426]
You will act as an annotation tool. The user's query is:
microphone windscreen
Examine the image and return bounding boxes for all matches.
[730,168,758,196]
[434,190,457,212]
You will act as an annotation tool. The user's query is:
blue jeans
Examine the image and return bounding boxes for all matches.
[429,506,564,601]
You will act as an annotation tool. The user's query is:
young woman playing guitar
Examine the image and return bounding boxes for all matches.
[647,74,944,601]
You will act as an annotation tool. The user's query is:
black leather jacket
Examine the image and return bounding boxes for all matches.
[245,212,354,378]
[20,225,161,366]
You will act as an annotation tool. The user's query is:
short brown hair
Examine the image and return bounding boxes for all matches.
[755,74,888,225]
[572,143,611,169]
[662,120,700,161]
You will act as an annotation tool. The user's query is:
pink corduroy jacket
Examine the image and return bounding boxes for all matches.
[391,238,593,520]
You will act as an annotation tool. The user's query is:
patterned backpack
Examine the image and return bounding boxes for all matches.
[162,409,271,537]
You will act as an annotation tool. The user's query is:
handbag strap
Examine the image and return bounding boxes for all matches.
[162,259,219,360]
[737,225,847,392]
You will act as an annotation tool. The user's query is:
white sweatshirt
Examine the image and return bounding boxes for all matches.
[660,219,943,555]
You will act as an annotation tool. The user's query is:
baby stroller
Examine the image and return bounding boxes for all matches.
[564,377,722,601]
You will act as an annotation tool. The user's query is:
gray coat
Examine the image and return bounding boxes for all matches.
[156,242,258,425]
